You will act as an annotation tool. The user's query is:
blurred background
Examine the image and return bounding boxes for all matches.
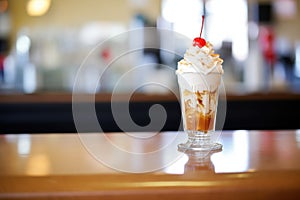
[0,0,300,94]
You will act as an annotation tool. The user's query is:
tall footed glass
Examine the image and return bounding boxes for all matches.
[177,72,222,152]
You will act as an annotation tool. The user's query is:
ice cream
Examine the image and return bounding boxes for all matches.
[176,41,223,133]
[176,41,223,75]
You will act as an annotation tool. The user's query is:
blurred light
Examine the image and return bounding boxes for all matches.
[0,0,8,13]
[162,0,248,61]
[16,35,31,54]
[295,42,300,77]
[3,55,16,86]
[296,130,300,148]
[206,0,248,61]
[26,154,50,175]
[27,0,51,17]
[248,21,259,40]
[79,22,126,45]
[212,130,249,173]
[274,0,297,19]
[162,0,203,39]
[17,134,31,155]
[23,63,37,94]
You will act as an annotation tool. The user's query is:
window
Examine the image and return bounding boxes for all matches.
[162,0,248,61]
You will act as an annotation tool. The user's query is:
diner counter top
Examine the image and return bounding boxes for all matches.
[1,130,300,199]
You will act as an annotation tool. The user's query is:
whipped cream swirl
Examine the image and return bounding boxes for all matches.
[177,42,223,75]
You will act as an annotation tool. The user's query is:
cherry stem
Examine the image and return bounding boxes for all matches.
[200,15,205,38]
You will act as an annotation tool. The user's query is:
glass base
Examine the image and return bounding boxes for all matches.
[178,130,222,152]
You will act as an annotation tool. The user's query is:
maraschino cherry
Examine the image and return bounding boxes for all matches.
[193,15,206,48]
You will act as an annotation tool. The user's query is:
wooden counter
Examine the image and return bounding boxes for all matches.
[1,130,300,199]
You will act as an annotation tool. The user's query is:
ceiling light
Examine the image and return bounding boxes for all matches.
[27,0,51,17]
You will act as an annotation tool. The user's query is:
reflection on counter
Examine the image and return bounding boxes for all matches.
[1,130,300,175]
[0,0,300,94]
[164,131,250,174]
[164,130,300,174]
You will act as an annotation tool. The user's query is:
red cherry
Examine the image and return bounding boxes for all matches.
[193,37,206,48]
[193,15,206,48]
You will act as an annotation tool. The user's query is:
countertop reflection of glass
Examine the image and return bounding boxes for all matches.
[211,130,250,173]
[164,130,250,174]
[165,130,300,174]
